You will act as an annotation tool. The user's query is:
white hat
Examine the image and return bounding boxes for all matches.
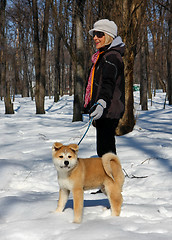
[89,19,117,38]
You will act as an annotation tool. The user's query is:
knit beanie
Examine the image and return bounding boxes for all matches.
[89,19,117,38]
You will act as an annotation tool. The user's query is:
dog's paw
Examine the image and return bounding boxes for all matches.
[55,208,63,213]
[73,217,82,224]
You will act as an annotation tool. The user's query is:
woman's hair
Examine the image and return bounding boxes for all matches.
[104,33,114,46]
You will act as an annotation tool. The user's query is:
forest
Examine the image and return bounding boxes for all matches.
[0,0,172,135]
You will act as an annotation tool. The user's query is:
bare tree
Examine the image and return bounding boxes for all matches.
[31,0,50,114]
[140,25,148,110]
[1,0,171,117]
[113,0,147,135]
[167,0,172,105]
[0,0,14,114]
[31,0,42,112]
[73,0,86,121]
[52,0,85,121]
[51,0,76,98]
[52,0,62,102]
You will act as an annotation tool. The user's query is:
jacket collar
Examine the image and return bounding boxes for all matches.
[99,36,125,56]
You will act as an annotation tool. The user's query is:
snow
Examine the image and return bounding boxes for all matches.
[0,92,172,240]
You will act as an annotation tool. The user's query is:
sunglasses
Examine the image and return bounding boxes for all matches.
[93,31,105,38]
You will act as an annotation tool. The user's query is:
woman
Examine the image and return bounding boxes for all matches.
[84,19,125,157]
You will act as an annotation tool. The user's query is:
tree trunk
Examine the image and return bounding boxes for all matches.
[167,0,172,105]
[116,0,146,135]
[61,45,65,96]
[5,64,14,114]
[116,48,135,135]
[0,0,14,114]
[98,0,114,19]
[69,59,73,96]
[22,48,29,97]
[54,32,61,102]
[15,28,21,95]
[144,18,152,100]
[32,0,42,113]
[0,0,6,99]
[32,0,50,114]
[40,0,50,108]
[140,28,148,111]
[149,2,166,93]
[72,0,85,122]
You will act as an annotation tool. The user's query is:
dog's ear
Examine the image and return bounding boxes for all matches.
[52,142,63,151]
[68,144,79,153]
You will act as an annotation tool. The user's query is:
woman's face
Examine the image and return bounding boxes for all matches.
[93,31,105,49]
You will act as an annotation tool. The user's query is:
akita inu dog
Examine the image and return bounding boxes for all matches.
[52,142,124,223]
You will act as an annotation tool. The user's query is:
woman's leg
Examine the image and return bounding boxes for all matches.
[96,118,118,157]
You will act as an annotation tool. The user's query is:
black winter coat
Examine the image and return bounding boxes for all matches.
[88,39,125,120]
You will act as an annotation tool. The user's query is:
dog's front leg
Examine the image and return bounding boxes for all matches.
[56,188,70,212]
[72,188,83,223]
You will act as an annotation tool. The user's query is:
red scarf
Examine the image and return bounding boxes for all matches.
[84,51,103,107]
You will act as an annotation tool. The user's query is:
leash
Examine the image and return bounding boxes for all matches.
[78,117,94,145]
[77,102,100,145]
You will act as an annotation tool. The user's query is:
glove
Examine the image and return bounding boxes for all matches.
[90,99,106,120]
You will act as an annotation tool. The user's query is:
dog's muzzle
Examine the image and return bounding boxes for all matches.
[59,160,70,169]
[64,160,69,166]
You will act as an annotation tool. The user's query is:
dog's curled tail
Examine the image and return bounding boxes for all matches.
[102,153,120,182]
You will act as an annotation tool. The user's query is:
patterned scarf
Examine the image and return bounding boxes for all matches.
[84,51,103,108]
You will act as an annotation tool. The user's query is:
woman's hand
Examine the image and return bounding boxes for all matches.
[90,99,106,120]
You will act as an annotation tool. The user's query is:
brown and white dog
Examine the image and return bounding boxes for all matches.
[52,142,124,223]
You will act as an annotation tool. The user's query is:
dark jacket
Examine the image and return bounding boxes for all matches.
[89,36,125,120]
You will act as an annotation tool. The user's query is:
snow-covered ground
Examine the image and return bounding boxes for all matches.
[0,92,172,240]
